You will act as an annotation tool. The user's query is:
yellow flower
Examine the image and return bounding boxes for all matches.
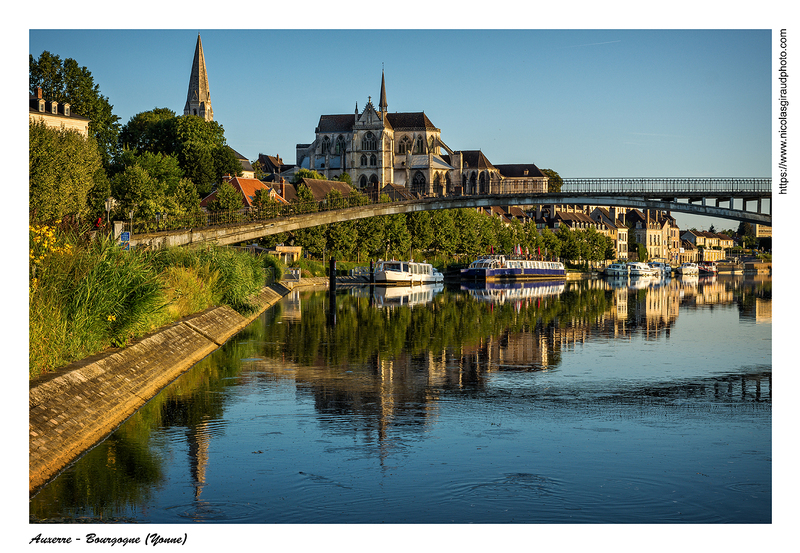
[107,315,116,322]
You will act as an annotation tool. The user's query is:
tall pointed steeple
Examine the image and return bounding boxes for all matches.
[378,68,388,114]
[184,34,213,121]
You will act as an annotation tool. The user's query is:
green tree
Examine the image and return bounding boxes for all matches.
[291,169,325,184]
[336,172,353,185]
[407,212,434,259]
[541,168,563,193]
[209,180,243,223]
[30,51,121,170]
[29,121,104,222]
[117,110,241,195]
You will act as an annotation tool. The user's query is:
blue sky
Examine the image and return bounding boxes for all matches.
[27,27,772,230]
[28,29,771,180]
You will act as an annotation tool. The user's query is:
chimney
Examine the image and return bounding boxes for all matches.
[37,87,43,99]
[280,177,285,199]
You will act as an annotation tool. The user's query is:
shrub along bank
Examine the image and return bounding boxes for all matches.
[29,220,284,379]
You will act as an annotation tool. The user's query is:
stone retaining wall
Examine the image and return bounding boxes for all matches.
[29,279,328,494]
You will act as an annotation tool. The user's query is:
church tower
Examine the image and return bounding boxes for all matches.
[184,34,213,121]
[379,69,388,115]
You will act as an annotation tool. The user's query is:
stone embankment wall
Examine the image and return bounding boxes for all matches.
[29,279,328,494]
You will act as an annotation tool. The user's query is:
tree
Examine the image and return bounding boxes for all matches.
[209,180,243,216]
[291,169,325,183]
[541,168,563,193]
[30,51,121,170]
[117,110,242,195]
[30,121,104,222]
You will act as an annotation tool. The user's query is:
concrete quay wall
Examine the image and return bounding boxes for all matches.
[29,279,328,494]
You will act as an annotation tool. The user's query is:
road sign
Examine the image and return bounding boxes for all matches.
[120,231,130,242]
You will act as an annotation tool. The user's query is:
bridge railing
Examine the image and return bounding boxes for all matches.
[561,178,772,194]
[125,191,386,235]
[124,177,772,235]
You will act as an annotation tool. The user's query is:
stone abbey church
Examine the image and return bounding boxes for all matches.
[184,34,548,198]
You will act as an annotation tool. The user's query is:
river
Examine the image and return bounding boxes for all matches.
[30,274,771,525]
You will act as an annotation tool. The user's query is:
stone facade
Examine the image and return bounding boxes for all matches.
[184,34,213,122]
[295,72,547,198]
[29,87,90,137]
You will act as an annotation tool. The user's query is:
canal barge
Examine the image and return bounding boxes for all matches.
[374,260,444,285]
[461,255,566,281]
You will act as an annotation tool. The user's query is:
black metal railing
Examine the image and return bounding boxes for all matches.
[123,177,772,236]
[561,177,772,194]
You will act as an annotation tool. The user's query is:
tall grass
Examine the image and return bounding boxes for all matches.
[30,223,272,379]
[30,226,164,377]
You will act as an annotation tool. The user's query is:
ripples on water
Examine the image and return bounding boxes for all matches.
[30,276,771,525]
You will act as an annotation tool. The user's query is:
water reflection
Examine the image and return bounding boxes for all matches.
[30,275,771,523]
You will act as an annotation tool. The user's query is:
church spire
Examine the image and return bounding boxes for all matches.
[184,34,213,121]
[379,67,388,114]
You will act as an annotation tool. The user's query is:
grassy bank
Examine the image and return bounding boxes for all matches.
[29,221,283,379]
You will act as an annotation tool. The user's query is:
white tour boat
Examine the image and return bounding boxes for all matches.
[461,255,566,280]
[604,262,630,276]
[677,262,699,275]
[627,262,659,277]
[648,261,672,276]
[374,260,444,285]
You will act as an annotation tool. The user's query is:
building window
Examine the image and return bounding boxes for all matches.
[398,135,411,154]
[321,136,330,155]
[362,132,377,151]
[370,154,377,166]
[360,155,367,167]
[63,104,70,116]
[413,136,424,154]
[51,102,58,114]
[335,136,345,155]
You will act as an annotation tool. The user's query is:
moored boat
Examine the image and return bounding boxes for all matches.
[698,262,718,275]
[461,255,566,281]
[374,260,443,285]
[627,262,659,277]
[604,262,629,276]
[648,261,672,277]
[676,262,699,275]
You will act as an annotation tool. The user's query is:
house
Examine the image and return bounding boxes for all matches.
[494,164,548,195]
[228,147,254,179]
[279,178,355,203]
[29,87,90,137]
[590,207,629,260]
[200,175,288,210]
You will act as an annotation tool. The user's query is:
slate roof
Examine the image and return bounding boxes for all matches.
[316,114,357,133]
[385,112,438,131]
[494,163,546,178]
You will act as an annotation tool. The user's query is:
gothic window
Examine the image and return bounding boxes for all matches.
[362,132,377,151]
[335,136,346,155]
[479,172,487,194]
[412,171,426,196]
[370,154,377,166]
[428,136,435,153]
[413,136,425,154]
[398,135,411,154]
[361,155,367,167]
[434,173,443,196]
[369,174,379,186]
[359,175,368,189]
[321,136,330,155]
[469,173,477,195]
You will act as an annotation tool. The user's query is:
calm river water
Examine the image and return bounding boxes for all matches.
[30,274,771,525]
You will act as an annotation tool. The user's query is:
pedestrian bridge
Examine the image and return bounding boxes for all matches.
[128,177,772,249]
